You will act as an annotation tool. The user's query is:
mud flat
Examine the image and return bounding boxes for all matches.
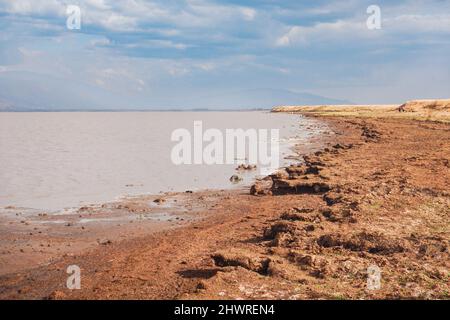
[0,103,449,300]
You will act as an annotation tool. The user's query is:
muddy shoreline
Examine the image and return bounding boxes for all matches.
[0,115,449,299]
[0,115,333,277]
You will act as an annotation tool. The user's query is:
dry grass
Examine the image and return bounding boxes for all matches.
[272,100,450,123]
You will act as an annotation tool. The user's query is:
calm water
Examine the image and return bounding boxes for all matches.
[0,112,326,212]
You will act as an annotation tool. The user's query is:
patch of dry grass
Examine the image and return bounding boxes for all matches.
[272,100,450,123]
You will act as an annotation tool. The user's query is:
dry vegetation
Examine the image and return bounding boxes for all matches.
[272,99,450,123]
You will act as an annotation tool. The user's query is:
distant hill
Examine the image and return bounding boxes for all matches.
[182,88,352,110]
[0,71,132,111]
[0,71,351,111]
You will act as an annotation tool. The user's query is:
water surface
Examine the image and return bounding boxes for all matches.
[0,111,325,212]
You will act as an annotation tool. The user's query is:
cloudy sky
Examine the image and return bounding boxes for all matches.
[0,0,449,110]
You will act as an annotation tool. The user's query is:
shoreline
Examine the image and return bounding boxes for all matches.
[0,111,311,212]
[0,114,334,277]
[0,114,449,299]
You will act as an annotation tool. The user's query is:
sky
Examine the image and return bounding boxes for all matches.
[0,0,449,110]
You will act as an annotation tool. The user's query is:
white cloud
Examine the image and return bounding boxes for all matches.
[197,62,216,72]
[0,0,65,16]
[386,14,450,33]
[166,63,190,77]
[240,7,256,21]
[275,19,369,47]
[94,12,137,31]
[275,10,450,47]
[85,0,110,10]
[0,0,259,33]
[90,66,147,92]
[275,35,291,47]
[125,40,189,50]
[90,37,111,47]
[18,47,42,57]
[0,65,14,73]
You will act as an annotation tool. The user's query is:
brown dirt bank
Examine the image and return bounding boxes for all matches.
[0,116,449,300]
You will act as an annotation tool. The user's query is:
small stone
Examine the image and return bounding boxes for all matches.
[229,175,243,184]
[98,239,112,245]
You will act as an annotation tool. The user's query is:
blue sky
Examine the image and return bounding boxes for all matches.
[0,0,449,109]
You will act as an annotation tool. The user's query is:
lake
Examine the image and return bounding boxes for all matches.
[0,111,326,212]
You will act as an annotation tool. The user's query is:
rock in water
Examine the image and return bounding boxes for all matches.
[153,198,165,204]
[229,174,243,184]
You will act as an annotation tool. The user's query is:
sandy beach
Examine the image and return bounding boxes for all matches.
[0,101,449,300]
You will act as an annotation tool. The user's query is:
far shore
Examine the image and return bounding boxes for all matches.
[272,99,450,123]
[0,99,449,300]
